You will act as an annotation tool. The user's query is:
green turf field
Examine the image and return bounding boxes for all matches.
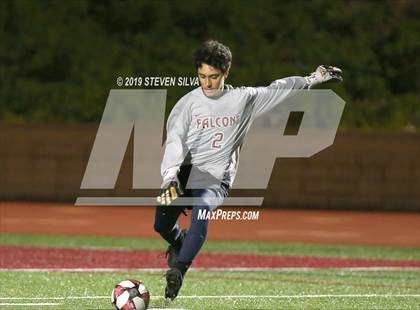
[1,233,419,309]
[1,270,419,309]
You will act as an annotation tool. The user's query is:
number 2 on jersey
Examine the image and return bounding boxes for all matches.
[212,132,224,149]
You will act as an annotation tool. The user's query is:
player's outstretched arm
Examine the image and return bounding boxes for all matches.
[250,66,342,118]
[157,177,184,206]
[304,65,343,89]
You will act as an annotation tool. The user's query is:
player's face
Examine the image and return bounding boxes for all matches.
[197,63,228,97]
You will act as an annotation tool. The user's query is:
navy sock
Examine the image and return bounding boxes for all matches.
[174,261,190,276]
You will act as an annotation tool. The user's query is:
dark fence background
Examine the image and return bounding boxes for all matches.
[1,123,418,210]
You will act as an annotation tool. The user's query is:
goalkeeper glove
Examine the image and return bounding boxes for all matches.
[305,65,343,89]
[157,177,184,206]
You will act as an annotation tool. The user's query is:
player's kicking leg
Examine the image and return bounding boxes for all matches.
[154,205,185,267]
[164,203,210,300]
[164,185,228,300]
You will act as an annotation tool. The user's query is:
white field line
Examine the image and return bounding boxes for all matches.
[0,302,62,306]
[161,294,420,299]
[0,296,107,300]
[0,294,420,301]
[0,266,419,272]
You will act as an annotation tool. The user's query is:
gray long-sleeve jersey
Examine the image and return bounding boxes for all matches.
[161,76,308,187]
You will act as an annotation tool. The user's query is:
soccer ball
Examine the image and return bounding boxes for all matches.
[111,279,150,310]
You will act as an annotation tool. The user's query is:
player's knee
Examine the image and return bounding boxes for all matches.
[189,223,208,240]
[185,230,207,244]
[154,221,179,240]
[153,221,168,234]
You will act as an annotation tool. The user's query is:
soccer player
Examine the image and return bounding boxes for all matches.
[154,40,342,300]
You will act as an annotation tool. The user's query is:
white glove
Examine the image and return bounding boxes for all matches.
[305,65,343,89]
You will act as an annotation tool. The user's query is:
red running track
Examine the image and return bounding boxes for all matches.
[1,246,419,269]
[1,202,420,247]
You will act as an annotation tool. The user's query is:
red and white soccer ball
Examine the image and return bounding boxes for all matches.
[111,279,150,310]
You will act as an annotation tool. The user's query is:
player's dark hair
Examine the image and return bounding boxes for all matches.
[193,40,232,73]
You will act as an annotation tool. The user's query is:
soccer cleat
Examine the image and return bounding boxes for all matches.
[165,267,183,300]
